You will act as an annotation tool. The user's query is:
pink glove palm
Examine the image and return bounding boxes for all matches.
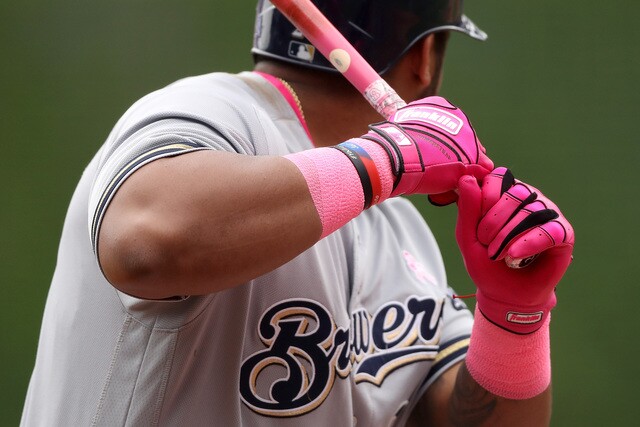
[456,167,574,334]
[357,96,494,198]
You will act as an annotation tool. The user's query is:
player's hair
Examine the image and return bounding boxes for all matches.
[252,0,487,75]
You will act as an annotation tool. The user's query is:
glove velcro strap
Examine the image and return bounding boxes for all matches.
[333,142,382,209]
[476,288,555,335]
[363,123,424,196]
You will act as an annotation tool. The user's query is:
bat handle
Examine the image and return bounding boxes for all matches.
[270,0,405,119]
[320,43,405,118]
[362,79,406,119]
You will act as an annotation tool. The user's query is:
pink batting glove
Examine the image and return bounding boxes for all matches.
[360,96,494,200]
[456,167,575,334]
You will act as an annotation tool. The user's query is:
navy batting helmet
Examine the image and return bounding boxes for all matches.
[252,0,487,74]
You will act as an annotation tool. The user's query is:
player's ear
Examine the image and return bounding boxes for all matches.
[384,33,446,102]
[411,34,437,88]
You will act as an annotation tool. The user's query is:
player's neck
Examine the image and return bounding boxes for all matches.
[296,86,380,148]
[254,61,380,147]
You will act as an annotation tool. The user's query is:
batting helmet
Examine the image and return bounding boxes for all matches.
[252,0,487,75]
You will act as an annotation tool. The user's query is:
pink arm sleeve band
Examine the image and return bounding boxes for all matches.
[465,306,551,400]
[285,140,393,239]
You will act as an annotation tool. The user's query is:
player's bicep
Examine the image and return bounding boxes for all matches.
[88,119,242,253]
[90,139,207,254]
[94,149,214,295]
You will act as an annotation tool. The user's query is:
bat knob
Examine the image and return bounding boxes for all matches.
[505,254,538,269]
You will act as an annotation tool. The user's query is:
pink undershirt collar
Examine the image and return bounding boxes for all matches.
[253,71,313,143]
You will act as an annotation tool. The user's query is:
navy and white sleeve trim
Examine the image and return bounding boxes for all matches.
[90,140,207,253]
[422,334,470,389]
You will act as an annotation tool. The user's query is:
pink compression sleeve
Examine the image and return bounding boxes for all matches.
[285,140,393,238]
[465,306,551,400]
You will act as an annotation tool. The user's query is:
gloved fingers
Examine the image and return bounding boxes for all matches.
[426,161,491,206]
[480,167,515,215]
[455,175,484,249]
[465,163,493,183]
[427,164,490,206]
[478,151,495,175]
[478,181,537,245]
[532,189,564,217]
[487,199,560,260]
[428,191,458,206]
[419,162,468,195]
[502,218,574,263]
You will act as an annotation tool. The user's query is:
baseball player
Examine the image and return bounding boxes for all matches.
[22,1,574,426]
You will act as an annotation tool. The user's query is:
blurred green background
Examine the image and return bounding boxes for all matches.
[1,0,637,425]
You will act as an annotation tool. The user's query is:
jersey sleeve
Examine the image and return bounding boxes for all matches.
[420,287,474,390]
[87,75,267,256]
[90,120,223,254]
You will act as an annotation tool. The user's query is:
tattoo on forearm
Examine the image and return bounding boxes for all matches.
[449,363,497,426]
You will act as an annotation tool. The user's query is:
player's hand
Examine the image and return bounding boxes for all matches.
[360,96,494,202]
[455,167,575,334]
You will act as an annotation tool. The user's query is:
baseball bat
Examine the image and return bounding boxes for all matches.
[269,0,532,269]
[268,0,405,119]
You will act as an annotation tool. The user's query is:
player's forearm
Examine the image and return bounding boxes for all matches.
[410,359,551,427]
[98,150,322,299]
[448,362,551,427]
[445,309,553,426]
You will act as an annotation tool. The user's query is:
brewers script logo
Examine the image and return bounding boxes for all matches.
[240,296,444,417]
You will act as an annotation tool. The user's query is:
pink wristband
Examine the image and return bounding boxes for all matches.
[465,306,551,400]
[285,140,393,238]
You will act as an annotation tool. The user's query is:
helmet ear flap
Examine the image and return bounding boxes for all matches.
[251,0,487,74]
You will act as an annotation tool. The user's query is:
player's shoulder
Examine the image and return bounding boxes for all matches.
[122,71,284,123]
[164,72,258,98]
[131,72,258,113]
[104,72,266,142]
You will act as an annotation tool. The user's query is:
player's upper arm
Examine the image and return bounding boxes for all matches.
[89,111,255,298]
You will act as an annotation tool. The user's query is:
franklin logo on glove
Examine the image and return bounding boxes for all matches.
[394,106,464,135]
[506,311,544,325]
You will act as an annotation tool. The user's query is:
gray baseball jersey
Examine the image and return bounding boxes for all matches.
[21,72,473,426]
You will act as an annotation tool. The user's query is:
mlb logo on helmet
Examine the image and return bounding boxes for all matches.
[288,41,315,62]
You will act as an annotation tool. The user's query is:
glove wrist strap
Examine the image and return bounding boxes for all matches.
[476,290,554,335]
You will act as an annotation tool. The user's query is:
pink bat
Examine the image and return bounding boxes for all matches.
[269,0,406,119]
